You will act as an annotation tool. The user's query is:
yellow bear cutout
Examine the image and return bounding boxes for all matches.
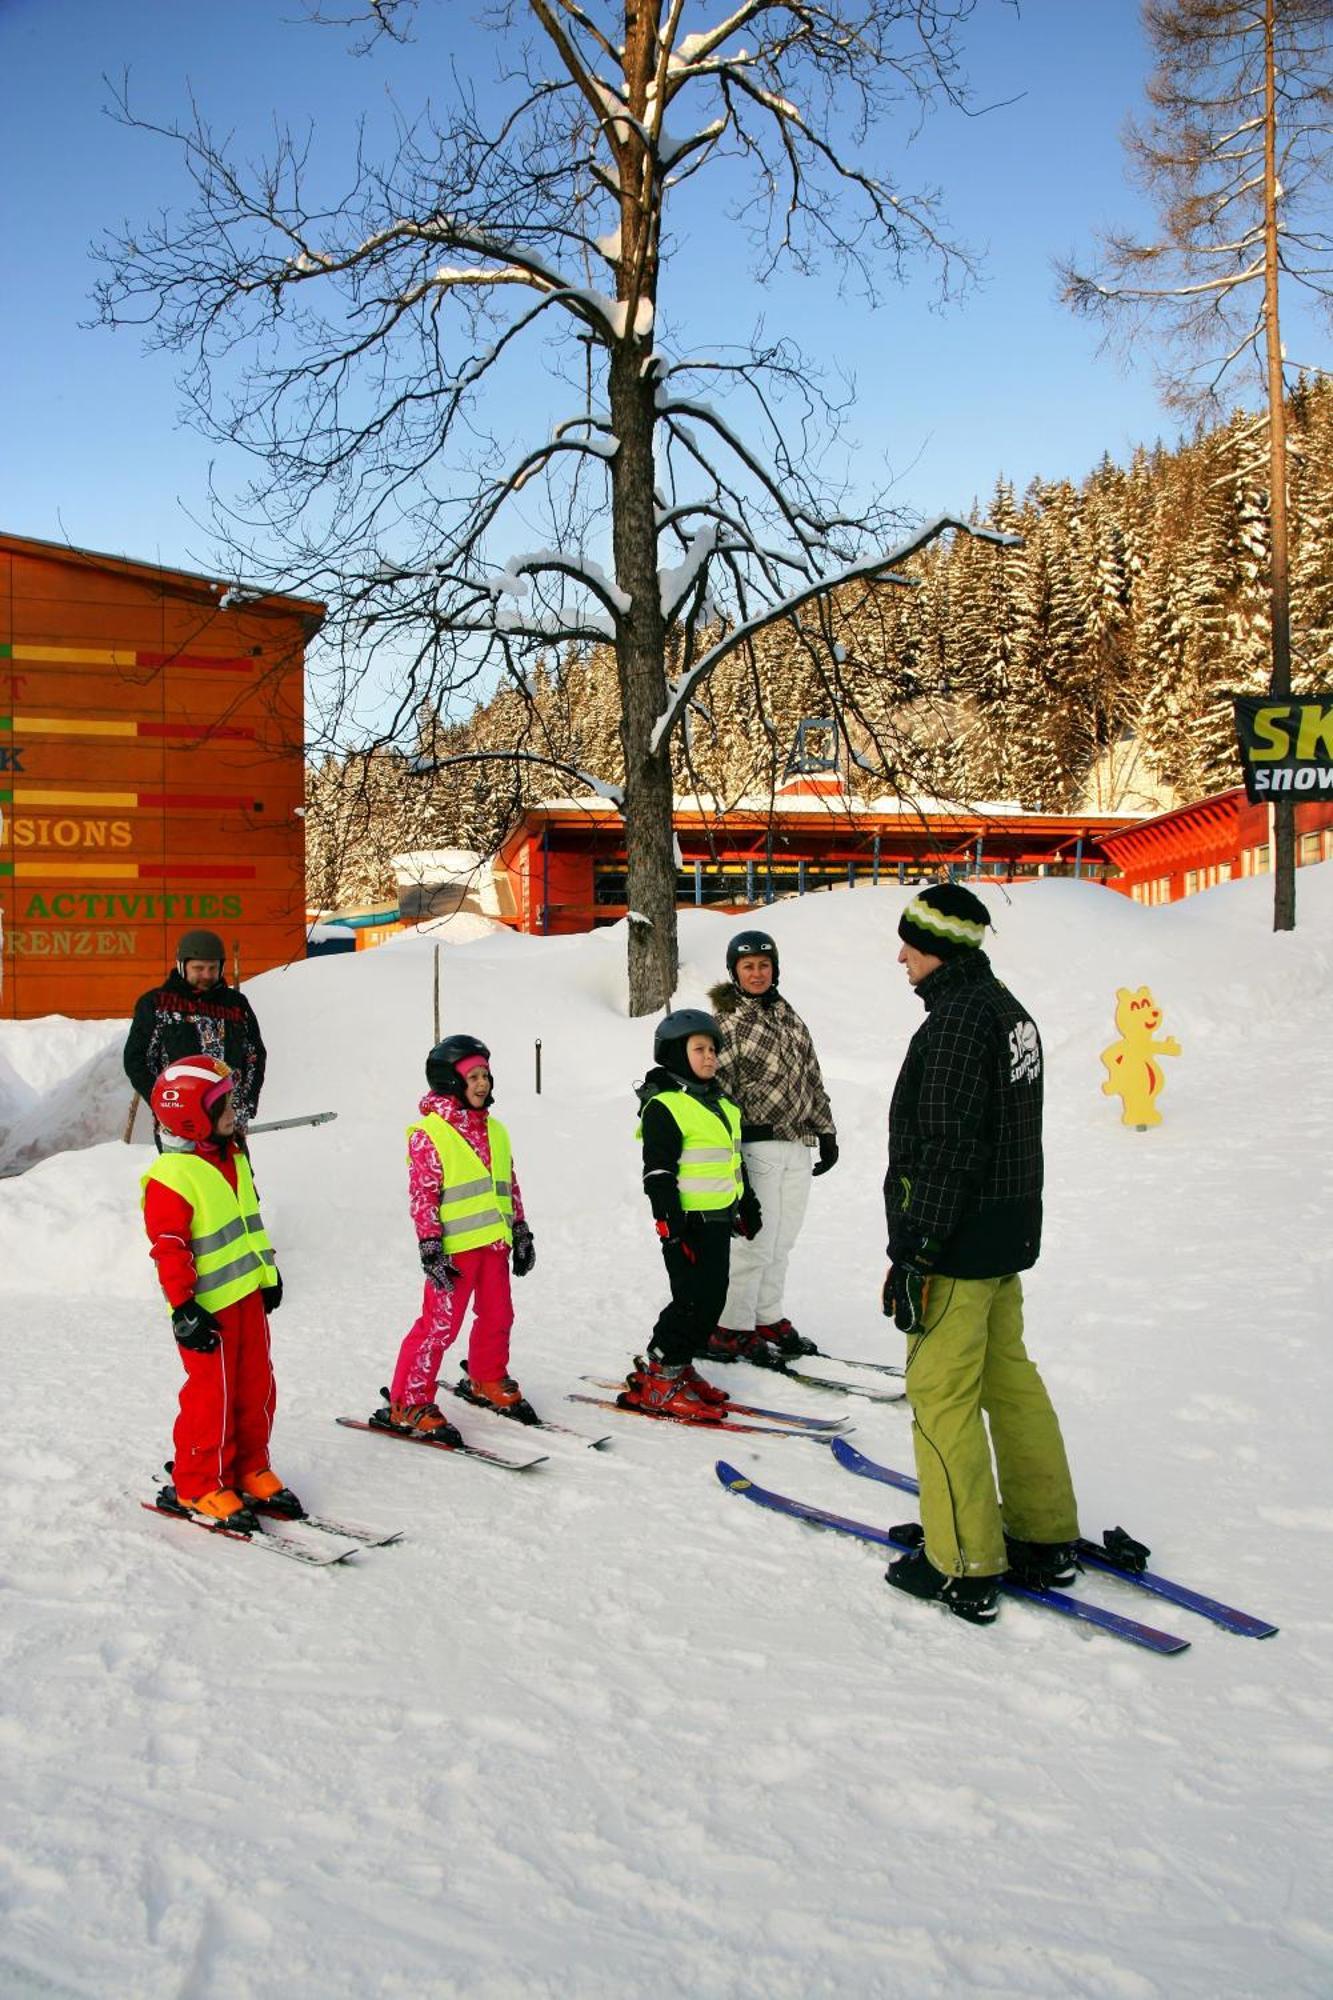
[1100,987,1181,1129]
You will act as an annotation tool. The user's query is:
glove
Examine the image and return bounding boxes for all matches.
[261,1271,283,1314]
[656,1217,697,1264]
[733,1192,762,1240]
[418,1238,458,1291]
[511,1221,535,1277]
[882,1262,929,1336]
[172,1300,222,1353]
[812,1134,839,1178]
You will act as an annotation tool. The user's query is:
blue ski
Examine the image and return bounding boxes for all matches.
[829,1438,1278,1640]
[715,1461,1190,1654]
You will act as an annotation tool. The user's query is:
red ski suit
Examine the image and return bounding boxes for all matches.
[143,1140,276,1504]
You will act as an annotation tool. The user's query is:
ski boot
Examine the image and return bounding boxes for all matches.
[1003,1535,1080,1590]
[706,1326,785,1370]
[240,1467,306,1519]
[756,1317,819,1360]
[885,1529,1001,1626]
[453,1365,541,1427]
[369,1388,465,1446]
[619,1354,721,1422]
[159,1484,260,1532]
[680,1362,729,1408]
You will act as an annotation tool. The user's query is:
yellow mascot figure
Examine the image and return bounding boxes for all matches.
[1100,987,1181,1129]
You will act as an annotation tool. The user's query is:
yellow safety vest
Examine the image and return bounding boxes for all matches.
[142,1149,277,1312]
[641,1089,744,1212]
[410,1112,515,1254]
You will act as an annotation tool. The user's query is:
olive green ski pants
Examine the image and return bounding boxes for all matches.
[904,1273,1079,1579]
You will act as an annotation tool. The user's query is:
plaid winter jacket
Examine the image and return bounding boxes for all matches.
[123,971,267,1126]
[885,950,1043,1279]
[707,982,834,1145]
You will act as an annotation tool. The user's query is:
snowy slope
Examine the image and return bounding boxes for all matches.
[2,876,1332,1999]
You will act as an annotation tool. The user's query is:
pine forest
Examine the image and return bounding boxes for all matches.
[306,377,1333,910]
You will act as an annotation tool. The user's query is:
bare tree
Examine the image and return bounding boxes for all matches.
[1062,0,1333,932]
[97,0,1011,1010]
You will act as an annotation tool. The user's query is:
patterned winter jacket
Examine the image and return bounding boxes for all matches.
[707,982,835,1146]
[885,949,1043,1280]
[123,971,267,1126]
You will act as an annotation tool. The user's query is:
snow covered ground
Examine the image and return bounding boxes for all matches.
[2,875,1332,1999]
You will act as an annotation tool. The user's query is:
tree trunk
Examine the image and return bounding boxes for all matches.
[609,337,677,1016]
[1263,0,1296,931]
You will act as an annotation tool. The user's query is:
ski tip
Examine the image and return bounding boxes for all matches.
[715,1461,751,1493]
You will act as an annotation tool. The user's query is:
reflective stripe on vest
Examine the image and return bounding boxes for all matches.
[641,1090,743,1211]
[409,1112,514,1254]
[141,1150,278,1312]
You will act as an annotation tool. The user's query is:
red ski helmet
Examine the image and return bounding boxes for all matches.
[151,1057,235,1142]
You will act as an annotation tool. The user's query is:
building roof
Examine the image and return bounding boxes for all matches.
[0,529,326,636]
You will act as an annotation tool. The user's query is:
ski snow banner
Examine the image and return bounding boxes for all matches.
[1232,693,1333,802]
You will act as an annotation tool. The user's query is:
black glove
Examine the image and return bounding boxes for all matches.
[511,1221,535,1277]
[882,1263,929,1335]
[656,1217,697,1264]
[418,1238,458,1291]
[172,1300,222,1353]
[261,1271,283,1314]
[812,1134,839,1178]
[733,1192,762,1239]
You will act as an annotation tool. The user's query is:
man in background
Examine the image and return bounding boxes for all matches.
[124,929,267,1137]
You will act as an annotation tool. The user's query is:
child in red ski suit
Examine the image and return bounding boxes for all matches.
[373,1034,538,1438]
[141,1056,300,1529]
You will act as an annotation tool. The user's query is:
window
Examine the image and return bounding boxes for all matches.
[1299,832,1321,866]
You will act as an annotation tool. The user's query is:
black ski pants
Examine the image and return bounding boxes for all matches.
[650,1214,732,1367]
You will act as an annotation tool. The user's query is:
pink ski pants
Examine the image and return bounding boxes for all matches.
[390,1241,514,1406]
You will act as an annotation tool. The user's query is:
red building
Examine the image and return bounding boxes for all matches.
[494,771,1142,934]
[1098,788,1333,905]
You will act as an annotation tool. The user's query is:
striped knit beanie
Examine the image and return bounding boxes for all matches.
[898,883,992,960]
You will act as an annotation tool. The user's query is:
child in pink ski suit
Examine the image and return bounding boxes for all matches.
[373,1034,538,1438]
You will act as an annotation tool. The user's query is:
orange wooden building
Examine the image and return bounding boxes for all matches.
[1097,786,1333,904]
[1,532,323,1020]
[494,771,1140,933]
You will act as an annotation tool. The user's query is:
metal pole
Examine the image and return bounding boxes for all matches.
[232,940,241,986]
[746,859,755,903]
[872,835,880,885]
[433,942,441,1041]
[694,860,703,906]
[534,1038,543,1095]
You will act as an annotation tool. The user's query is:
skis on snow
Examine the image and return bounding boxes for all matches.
[577,1377,849,1434]
[142,1493,393,1565]
[713,1463,1191,1656]
[829,1438,1278,1639]
[334,1416,549,1471]
[567,1394,842,1440]
[779,1356,907,1402]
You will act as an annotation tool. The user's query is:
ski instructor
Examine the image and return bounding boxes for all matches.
[124,929,268,1139]
[882,881,1080,1627]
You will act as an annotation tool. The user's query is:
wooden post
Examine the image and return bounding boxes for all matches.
[433,943,441,1042]
[123,1093,140,1143]
[232,939,242,986]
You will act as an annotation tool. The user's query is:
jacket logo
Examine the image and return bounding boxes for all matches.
[1008,1020,1041,1085]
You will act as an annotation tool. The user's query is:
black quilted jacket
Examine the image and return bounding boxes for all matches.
[123,971,267,1124]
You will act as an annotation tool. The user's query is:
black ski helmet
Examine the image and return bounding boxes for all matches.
[653,1008,721,1081]
[425,1033,492,1101]
[726,928,779,986]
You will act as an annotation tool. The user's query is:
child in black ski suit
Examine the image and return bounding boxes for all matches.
[621,1008,761,1421]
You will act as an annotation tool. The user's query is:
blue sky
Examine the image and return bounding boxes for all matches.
[0,0,1270,581]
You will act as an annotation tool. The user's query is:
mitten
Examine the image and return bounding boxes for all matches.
[418,1238,458,1291]
[261,1271,283,1314]
[172,1300,222,1353]
[811,1134,839,1177]
[511,1221,536,1277]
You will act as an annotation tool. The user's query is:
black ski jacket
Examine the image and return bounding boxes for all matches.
[885,950,1043,1280]
[123,971,267,1125]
